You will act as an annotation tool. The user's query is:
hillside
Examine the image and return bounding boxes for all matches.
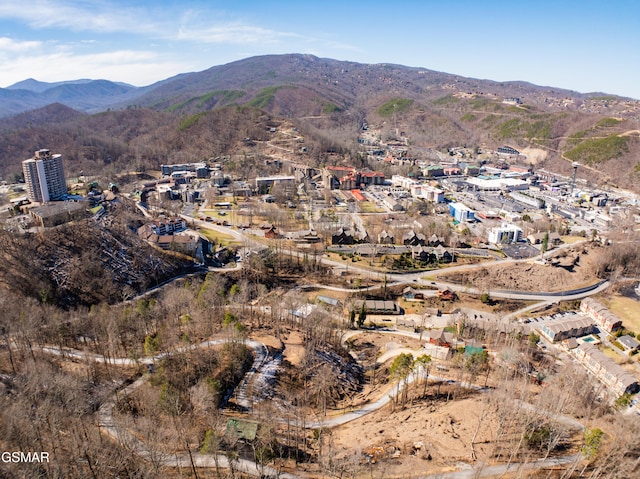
[0,201,193,307]
[1,54,640,190]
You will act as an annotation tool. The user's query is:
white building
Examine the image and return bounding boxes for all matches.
[488,222,523,244]
[466,177,528,192]
[411,184,445,203]
[22,149,67,203]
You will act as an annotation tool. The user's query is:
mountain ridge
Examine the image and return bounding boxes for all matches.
[1,54,639,191]
[1,54,636,119]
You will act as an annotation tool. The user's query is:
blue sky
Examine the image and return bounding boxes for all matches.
[1,0,639,98]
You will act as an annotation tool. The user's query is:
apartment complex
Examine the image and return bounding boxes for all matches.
[488,222,523,244]
[22,149,67,203]
[580,298,623,333]
[573,344,639,396]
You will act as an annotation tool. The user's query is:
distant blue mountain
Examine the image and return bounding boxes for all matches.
[0,79,146,118]
[7,78,98,93]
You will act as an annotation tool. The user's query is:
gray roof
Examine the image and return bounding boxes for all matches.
[618,335,640,350]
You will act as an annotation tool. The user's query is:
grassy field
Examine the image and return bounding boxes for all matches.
[560,236,588,245]
[607,295,640,332]
[600,346,627,364]
[358,201,385,213]
[197,228,239,246]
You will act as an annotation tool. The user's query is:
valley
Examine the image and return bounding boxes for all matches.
[0,54,639,479]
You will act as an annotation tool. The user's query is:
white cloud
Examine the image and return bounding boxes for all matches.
[0,1,162,35]
[0,37,42,52]
[177,22,305,45]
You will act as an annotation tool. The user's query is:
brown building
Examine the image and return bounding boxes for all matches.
[29,201,87,227]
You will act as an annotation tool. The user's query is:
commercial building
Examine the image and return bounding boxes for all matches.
[449,202,475,223]
[511,191,545,209]
[22,149,67,203]
[29,201,87,227]
[465,177,528,192]
[255,175,296,192]
[323,167,384,190]
[161,162,209,178]
[488,223,523,244]
[410,184,445,203]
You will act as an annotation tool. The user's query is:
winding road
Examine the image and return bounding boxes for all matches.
[34,328,588,479]
[16,219,604,477]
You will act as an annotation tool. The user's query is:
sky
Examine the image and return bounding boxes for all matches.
[1,0,639,99]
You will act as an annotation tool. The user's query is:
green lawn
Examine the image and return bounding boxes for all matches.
[608,296,640,333]
[198,228,239,246]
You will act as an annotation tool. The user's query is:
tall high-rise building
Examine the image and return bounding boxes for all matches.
[22,149,67,203]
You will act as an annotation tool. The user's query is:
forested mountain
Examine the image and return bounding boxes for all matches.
[1,54,639,190]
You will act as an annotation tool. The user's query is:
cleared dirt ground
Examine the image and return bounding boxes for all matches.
[438,244,603,292]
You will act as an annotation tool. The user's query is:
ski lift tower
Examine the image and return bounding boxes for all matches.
[571,162,579,194]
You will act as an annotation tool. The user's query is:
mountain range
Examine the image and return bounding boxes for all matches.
[1,54,639,191]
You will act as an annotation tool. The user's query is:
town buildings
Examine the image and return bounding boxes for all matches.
[161,162,210,178]
[22,149,67,203]
[488,223,523,244]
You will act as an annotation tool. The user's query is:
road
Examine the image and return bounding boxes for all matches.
[35,327,588,478]
[415,455,581,479]
[22,215,603,476]
[186,215,609,302]
[184,215,607,303]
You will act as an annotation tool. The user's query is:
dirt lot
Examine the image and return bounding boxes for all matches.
[438,244,603,292]
[329,393,535,478]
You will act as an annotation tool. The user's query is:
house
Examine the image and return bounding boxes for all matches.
[428,329,455,347]
[432,245,455,263]
[528,232,562,245]
[332,227,355,245]
[540,315,597,342]
[437,289,457,301]
[423,307,440,317]
[412,246,435,263]
[294,230,322,244]
[352,300,402,315]
[264,226,280,239]
[403,230,426,246]
[427,234,445,247]
[403,287,425,301]
[617,335,640,355]
[378,230,395,244]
